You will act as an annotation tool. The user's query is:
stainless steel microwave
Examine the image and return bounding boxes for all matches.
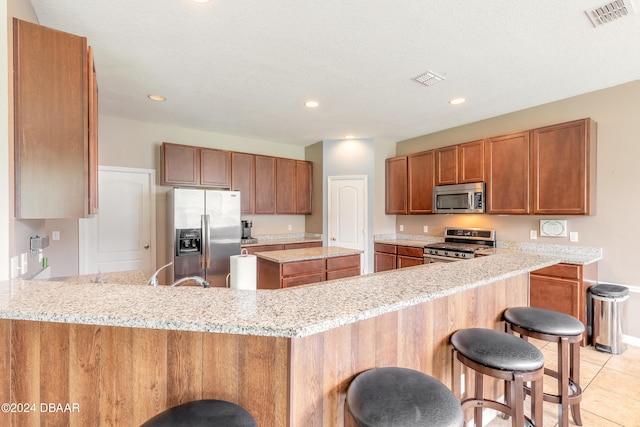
[433,182,485,214]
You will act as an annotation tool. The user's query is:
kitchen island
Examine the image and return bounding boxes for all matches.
[0,252,560,426]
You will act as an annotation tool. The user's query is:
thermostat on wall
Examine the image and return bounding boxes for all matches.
[539,220,567,237]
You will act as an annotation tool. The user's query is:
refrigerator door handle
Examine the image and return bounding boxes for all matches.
[202,214,211,269]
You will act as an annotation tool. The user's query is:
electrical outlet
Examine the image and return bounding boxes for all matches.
[570,232,579,242]
[530,230,537,240]
[52,231,60,241]
[399,225,404,232]
[423,226,428,233]
[287,224,292,231]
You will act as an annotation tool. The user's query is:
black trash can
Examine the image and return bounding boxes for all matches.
[589,284,629,354]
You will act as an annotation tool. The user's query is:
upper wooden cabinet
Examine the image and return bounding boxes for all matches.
[295,160,313,214]
[385,156,408,214]
[408,150,435,214]
[255,155,276,214]
[435,146,458,185]
[458,139,485,183]
[13,19,98,219]
[161,143,230,188]
[276,158,296,214]
[485,132,531,215]
[530,118,597,215]
[231,152,255,214]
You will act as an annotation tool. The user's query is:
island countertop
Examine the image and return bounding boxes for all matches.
[0,252,560,338]
[254,245,362,263]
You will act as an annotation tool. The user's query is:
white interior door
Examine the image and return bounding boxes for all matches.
[328,176,367,273]
[79,166,156,275]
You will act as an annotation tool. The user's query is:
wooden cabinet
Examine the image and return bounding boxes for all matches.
[231,152,255,214]
[243,241,322,255]
[435,145,458,185]
[295,160,313,214]
[485,132,530,214]
[257,253,360,289]
[458,139,485,183]
[255,155,276,214]
[200,148,231,188]
[13,19,97,219]
[530,262,598,345]
[408,150,435,214]
[276,158,296,214]
[161,143,231,188]
[530,118,597,215]
[397,245,425,268]
[385,156,408,214]
[374,243,424,272]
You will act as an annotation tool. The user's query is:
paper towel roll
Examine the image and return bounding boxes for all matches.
[229,253,257,290]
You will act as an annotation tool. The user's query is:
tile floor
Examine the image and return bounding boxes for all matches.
[485,341,640,427]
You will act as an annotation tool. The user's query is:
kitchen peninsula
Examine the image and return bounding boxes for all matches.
[0,252,560,426]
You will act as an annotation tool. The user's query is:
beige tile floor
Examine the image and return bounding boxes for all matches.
[484,341,640,427]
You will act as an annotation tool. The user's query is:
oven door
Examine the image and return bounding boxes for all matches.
[423,254,462,264]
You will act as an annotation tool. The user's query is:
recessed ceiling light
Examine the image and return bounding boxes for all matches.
[345,135,355,139]
[449,97,466,105]
[148,94,166,102]
[191,0,211,3]
[304,100,319,108]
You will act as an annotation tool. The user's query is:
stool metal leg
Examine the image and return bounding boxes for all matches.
[570,340,583,426]
[559,337,570,427]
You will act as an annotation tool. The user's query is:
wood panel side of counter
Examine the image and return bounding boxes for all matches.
[289,273,529,426]
[0,321,290,427]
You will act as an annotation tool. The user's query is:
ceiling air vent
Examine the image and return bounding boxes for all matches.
[412,71,445,87]
[586,0,636,26]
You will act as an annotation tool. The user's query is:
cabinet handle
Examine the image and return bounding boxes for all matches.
[144,244,150,249]
[331,237,336,241]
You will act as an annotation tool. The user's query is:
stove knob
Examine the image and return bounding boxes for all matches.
[443,251,449,256]
[455,253,460,257]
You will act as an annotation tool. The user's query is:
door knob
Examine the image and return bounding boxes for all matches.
[144,244,150,249]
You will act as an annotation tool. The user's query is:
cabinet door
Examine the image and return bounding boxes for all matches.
[161,143,199,186]
[200,148,231,188]
[485,133,530,214]
[435,145,458,185]
[531,118,596,215]
[295,160,312,214]
[231,152,255,214]
[385,157,408,214]
[284,242,322,250]
[374,252,396,272]
[397,256,424,269]
[530,274,580,319]
[14,19,89,218]
[255,155,276,214]
[276,158,296,214]
[408,151,435,214]
[87,46,99,215]
[458,139,484,183]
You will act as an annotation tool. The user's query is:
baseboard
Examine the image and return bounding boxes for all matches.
[623,334,640,347]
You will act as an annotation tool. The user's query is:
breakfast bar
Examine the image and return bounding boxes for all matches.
[0,252,560,426]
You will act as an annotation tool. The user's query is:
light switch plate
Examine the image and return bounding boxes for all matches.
[539,220,567,237]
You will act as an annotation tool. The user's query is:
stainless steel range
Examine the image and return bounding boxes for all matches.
[423,227,496,263]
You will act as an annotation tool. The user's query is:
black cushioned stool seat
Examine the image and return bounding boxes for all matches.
[451,328,544,427]
[346,366,464,427]
[504,307,585,427]
[140,399,258,427]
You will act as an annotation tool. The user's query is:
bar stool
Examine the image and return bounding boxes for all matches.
[504,307,584,427]
[140,399,258,427]
[346,366,464,427]
[451,328,544,427]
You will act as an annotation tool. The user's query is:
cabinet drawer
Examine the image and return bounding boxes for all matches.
[397,245,423,257]
[282,272,325,288]
[282,259,325,276]
[397,256,424,269]
[327,254,360,271]
[244,244,284,254]
[374,243,396,254]
[327,268,360,281]
[284,241,322,250]
[532,263,580,280]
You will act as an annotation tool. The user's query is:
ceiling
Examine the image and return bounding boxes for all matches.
[30,0,640,146]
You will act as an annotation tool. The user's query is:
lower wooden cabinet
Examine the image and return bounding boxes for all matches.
[374,243,424,272]
[257,253,360,289]
[529,262,598,345]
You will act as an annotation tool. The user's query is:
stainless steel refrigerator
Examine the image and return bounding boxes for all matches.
[166,188,241,287]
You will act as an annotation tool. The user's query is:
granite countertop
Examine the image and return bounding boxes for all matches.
[48,270,148,285]
[255,246,362,263]
[0,252,559,338]
[374,234,441,248]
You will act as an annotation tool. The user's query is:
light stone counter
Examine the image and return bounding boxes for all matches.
[241,233,322,247]
[254,246,362,263]
[0,252,559,338]
[480,242,603,265]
